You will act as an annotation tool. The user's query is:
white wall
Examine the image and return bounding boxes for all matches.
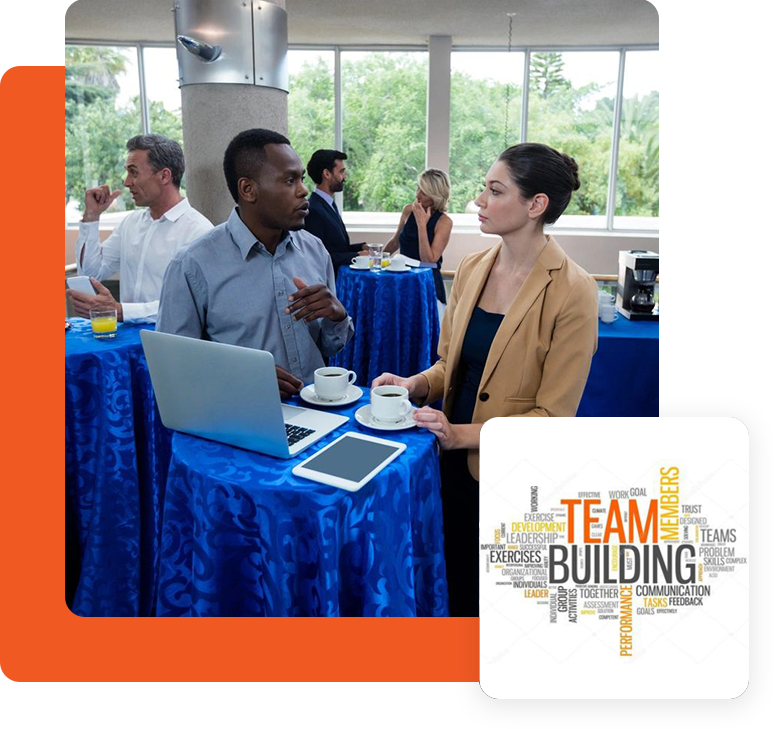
[65,222,658,277]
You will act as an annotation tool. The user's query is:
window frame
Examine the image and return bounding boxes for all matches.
[65,39,658,233]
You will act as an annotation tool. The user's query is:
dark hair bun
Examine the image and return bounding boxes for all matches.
[561,153,581,191]
[497,142,581,224]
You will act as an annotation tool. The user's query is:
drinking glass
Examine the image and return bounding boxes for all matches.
[90,307,118,338]
[367,242,385,273]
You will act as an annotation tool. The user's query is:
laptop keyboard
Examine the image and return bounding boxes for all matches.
[285,423,316,447]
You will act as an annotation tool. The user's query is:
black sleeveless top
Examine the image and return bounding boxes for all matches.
[450,307,505,425]
[398,210,447,304]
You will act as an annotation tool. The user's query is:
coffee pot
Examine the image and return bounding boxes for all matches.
[616,250,659,321]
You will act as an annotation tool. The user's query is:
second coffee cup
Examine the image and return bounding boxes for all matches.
[371,385,412,423]
[388,253,409,271]
[314,366,357,400]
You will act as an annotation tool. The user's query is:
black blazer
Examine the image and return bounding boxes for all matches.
[303,192,352,274]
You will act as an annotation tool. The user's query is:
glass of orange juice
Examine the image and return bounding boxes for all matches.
[90,307,118,338]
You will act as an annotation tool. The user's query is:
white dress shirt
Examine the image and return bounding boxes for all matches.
[76,198,213,322]
[313,187,336,209]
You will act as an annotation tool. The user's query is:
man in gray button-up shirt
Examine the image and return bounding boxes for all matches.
[157,129,354,397]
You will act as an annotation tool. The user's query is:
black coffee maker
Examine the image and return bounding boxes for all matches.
[616,250,659,321]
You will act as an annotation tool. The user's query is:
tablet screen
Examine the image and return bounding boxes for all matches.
[301,435,402,483]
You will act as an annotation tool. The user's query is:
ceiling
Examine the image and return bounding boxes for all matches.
[65,0,659,47]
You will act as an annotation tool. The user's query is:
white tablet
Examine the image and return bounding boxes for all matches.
[292,432,406,492]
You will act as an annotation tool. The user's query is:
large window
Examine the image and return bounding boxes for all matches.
[287,50,335,177]
[450,52,525,213]
[143,47,184,148]
[614,50,659,228]
[65,42,658,230]
[65,44,186,224]
[65,45,141,223]
[527,51,619,221]
[342,51,428,212]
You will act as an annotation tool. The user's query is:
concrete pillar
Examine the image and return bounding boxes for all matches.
[180,0,287,225]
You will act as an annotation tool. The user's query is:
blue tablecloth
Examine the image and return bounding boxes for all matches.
[577,317,659,416]
[65,319,171,616]
[658,321,672,397]
[155,393,449,617]
[331,266,440,387]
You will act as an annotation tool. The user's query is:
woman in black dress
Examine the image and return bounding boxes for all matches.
[383,168,453,314]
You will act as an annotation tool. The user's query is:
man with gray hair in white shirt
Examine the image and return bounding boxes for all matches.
[67,134,212,323]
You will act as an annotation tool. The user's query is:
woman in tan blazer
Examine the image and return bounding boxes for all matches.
[373,143,598,616]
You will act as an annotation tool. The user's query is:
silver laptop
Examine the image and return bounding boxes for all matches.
[140,330,348,458]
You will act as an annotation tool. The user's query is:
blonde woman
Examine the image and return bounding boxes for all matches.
[384,168,453,311]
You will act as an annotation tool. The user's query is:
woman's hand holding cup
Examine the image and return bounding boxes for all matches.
[371,371,411,391]
[371,372,428,400]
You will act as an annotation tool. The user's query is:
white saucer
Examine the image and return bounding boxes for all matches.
[384,267,410,273]
[354,404,416,431]
[349,264,371,270]
[299,384,363,407]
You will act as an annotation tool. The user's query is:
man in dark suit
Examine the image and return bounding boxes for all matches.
[303,149,355,274]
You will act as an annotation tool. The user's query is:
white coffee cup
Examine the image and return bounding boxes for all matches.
[371,385,412,423]
[314,366,357,400]
[388,254,409,271]
[599,304,618,324]
[351,256,370,269]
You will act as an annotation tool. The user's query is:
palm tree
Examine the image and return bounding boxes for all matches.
[65,46,131,125]
[65,46,129,89]
[586,92,658,141]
